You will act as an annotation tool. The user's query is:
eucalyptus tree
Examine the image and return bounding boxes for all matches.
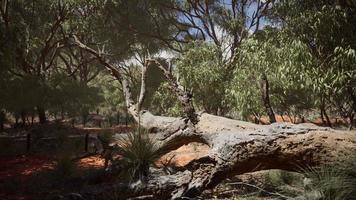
[0,0,110,125]
[229,28,316,123]
[67,0,276,119]
[0,0,71,123]
[63,0,179,116]
[143,0,275,117]
[272,0,356,127]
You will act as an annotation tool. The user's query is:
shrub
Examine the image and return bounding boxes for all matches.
[265,170,301,187]
[301,162,356,200]
[114,129,163,182]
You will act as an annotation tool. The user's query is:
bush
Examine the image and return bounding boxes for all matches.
[265,170,301,187]
[114,129,163,182]
[301,163,356,200]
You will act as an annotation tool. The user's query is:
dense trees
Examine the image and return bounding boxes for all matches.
[0,0,354,127]
[0,0,355,128]
[0,0,106,126]
[271,0,356,127]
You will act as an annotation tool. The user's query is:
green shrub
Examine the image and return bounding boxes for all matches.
[114,129,163,182]
[265,170,300,187]
[302,163,356,200]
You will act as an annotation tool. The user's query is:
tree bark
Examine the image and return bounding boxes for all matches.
[260,73,276,123]
[319,97,331,127]
[0,110,5,130]
[349,114,354,130]
[116,111,120,125]
[37,106,47,124]
[323,109,332,127]
[21,110,26,126]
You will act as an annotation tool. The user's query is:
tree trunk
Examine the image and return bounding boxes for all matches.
[348,86,356,113]
[31,113,34,125]
[21,110,26,127]
[280,114,285,122]
[323,109,332,127]
[349,114,354,130]
[81,111,356,200]
[0,110,5,130]
[37,107,47,124]
[260,73,276,123]
[320,106,326,125]
[116,111,120,125]
[82,115,87,127]
[15,114,19,128]
[319,97,331,127]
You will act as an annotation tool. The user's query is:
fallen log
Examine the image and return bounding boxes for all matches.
[80,114,356,199]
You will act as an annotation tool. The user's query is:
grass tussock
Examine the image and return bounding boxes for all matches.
[114,128,164,182]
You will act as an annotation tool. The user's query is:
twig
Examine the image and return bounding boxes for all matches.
[128,195,154,200]
[226,182,292,199]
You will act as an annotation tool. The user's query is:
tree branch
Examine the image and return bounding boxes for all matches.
[137,61,149,111]
[147,58,198,124]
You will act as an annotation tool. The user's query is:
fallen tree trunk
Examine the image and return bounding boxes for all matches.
[81,112,356,199]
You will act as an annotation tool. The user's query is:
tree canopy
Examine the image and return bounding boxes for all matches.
[0,0,355,128]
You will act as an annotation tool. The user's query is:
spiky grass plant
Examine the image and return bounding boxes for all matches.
[115,128,163,182]
[53,155,77,179]
[301,160,356,200]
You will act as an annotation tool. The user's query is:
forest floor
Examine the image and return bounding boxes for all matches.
[0,154,304,200]
[0,154,105,200]
[0,144,209,200]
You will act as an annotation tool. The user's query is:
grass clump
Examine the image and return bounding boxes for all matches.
[115,129,163,182]
[265,170,299,186]
[301,163,356,200]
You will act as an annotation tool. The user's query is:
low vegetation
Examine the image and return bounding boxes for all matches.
[113,129,163,182]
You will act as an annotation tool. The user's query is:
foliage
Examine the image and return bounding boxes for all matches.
[265,170,302,187]
[271,0,356,125]
[114,129,163,182]
[228,29,316,120]
[177,42,227,115]
[302,163,356,200]
[151,82,183,116]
